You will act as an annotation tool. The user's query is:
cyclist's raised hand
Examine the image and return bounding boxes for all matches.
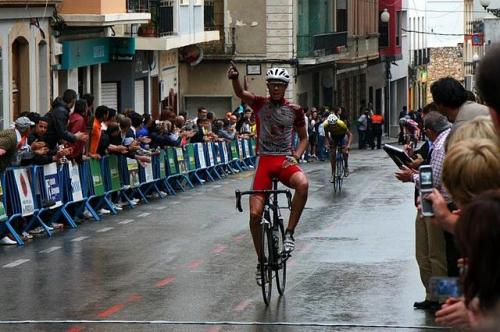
[227,60,239,80]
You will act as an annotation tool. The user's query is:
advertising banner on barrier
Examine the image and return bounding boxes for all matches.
[237,140,244,161]
[43,163,62,207]
[69,162,83,201]
[108,156,121,190]
[243,140,250,158]
[196,144,206,169]
[207,143,215,166]
[13,168,35,216]
[187,145,196,171]
[0,180,6,221]
[144,162,154,182]
[159,151,166,178]
[222,143,229,162]
[176,148,187,174]
[215,144,222,164]
[230,141,238,160]
[127,158,140,187]
[90,159,105,196]
[167,148,177,175]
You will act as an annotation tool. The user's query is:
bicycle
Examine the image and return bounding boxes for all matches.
[333,145,344,193]
[235,178,292,306]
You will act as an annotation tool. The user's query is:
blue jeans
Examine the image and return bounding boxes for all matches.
[317,135,326,160]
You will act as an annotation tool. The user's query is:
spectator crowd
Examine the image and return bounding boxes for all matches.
[394,44,500,329]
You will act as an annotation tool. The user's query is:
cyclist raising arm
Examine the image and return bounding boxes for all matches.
[324,114,353,181]
[228,61,309,284]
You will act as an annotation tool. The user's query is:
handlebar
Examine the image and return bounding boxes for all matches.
[235,189,292,212]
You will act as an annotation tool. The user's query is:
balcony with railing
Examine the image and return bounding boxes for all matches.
[59,0,150,27]
[127,0,150,12]
[297,31,348,63]
[202,25,235,57]
[339,35,379,63]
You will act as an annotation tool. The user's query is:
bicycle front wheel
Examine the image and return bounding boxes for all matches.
[335,155,343,192]
[275,221,287,296]
[260,222,273,305]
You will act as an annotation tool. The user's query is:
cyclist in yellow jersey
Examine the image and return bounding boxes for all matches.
[324,114,353,181]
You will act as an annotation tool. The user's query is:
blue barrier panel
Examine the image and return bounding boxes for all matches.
[203,142,222,180]
[5,167,40,244]
[24,163,78,232]
[185,144,205,185]
[157,150,176,196]
[165,147,193,192]
[58,161,88,226]
[0,171,24,245]
[138,157,164,200]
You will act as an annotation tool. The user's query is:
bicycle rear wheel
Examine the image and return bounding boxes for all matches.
[336,158,343,192]
[260,222,273,305]
[275,221,287,296]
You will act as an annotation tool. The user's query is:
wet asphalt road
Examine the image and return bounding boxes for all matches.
[0,148,446,332]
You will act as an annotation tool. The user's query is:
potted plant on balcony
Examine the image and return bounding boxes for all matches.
[138,19,156,37]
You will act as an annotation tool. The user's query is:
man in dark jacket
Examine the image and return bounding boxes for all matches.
[45,90,88,150]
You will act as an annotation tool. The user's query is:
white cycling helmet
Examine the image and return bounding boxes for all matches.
[327,114,338,125]
[266,68,290,83]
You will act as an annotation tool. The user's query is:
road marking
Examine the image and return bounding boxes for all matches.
[97,304,125,319]
[3,259,30,268]
[233,234,245,241]
[299,243,312,253]
[118,219,134,225]
[71,236,89,242]
[212,185,222,189]
[154,206,166,210]
[96,227,114,233]
[212,245,227,254]
[187,259,203,269]
[155,277,175,288]
[39,246,61,254]
[0,320,450,329]
[127,294,142,303]
[170,201,180,205]
[234,299,252,312]
[137,213,151,218]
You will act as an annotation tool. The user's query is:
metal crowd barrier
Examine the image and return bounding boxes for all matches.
[0,138,257,246]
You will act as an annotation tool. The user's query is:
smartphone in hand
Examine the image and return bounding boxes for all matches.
[419,165,434,217]
[429,277,462,303]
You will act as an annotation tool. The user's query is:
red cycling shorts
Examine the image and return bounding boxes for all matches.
[252,155,303,191]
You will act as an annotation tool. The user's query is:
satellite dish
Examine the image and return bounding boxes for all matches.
[180,45,204,66]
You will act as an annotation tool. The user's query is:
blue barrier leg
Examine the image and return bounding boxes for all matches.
[59,204,78,228]
[162,179,176,195]
[5,216,24,246]
[85,199,101,221]
[103,194,117,215]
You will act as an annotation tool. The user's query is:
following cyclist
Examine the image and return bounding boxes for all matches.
[324,113,352,181]
[228,62,309,285]
[399,116,420,148]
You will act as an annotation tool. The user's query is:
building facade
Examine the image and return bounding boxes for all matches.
[0,0,60,129]
[379,0,407,136]
[463,0,500,92]
[179,0,382,124]
[407,1,430,111]
[55,0,217,118]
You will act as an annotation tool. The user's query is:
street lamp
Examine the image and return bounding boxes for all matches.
[480,0,500,17]
[381,8,391,135]
[472,52,480,74]
[381,9,390,23]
